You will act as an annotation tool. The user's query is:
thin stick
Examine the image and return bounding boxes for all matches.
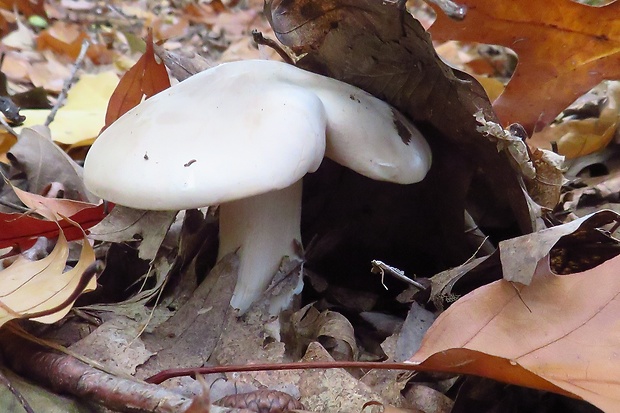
[0,369,35,413]
[45,39,90,127]
[0,115,17,137]
[370,260,426,290]
[251,30,295,64]
[147,360,420,385]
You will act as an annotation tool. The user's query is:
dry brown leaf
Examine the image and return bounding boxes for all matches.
[27,50,72,92]
[499,209,620,285]
[0,231,96,325]
[300,342,386,412]
[88,206,176,261]
[8,126,97,202]
[429,0,620,133]
[291,304,358,361]
[409,253,620,412]
[266,0,533,238]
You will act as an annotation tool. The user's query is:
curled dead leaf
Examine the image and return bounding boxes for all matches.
[410,251,620,412]
[0,231,98,326]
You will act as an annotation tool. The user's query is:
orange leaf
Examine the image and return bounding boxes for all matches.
[0,0,45,16]
[103,30,171,129]
[36,22,112,64]
[428,0,620,134]
[410,255,620,411]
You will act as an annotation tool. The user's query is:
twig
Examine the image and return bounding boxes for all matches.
[251,30,295,64]
[0,368,35,413]
[370,259,426,290]
[45,39,90,127]
[0,198,29,212]
[147,361,421,385]
[425,0,467,20]
[0,115,18,137]
[0,328,193,413]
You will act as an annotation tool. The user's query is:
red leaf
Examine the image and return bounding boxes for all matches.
[103,30,171,129]
[0,204,108,251]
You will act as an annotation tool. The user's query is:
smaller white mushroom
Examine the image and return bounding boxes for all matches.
[84,60,431,314]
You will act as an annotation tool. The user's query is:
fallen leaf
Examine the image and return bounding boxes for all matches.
[291,304,358,361]
[8,126,97,202]
[0,0,45,17]
[36,21,112,64]
[300,342,387,412]
[11,185,99,222]
[499,209,620,285]
[27,50,72,92]
[0,231,97,326]
[394,303,436,362]
[69,316,155,375]
[0,0,45,38]
[529,81,620,159]
[403,384,453,413]
[0,203,107,251]
[104,30,170,129]
[88,206,176,261]
[1,15,35,50]
[410,252,620,411]
[266,0,533,237]
[19,72,120,146]
[428,0,620,133]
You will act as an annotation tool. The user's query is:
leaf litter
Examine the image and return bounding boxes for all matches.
[0,0,618,412]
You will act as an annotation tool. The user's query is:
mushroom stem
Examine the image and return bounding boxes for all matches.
[219,180,303,314]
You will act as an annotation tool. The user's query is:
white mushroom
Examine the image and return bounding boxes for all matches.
[84,59,431,314]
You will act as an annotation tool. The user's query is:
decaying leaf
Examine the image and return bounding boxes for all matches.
[88,206,176,261]
[475,112,565,209]
[428,0,620,133]
[300,342,387,412]
[8,126,97,203]
[291,304,358,361]
[499,209,620,285]
[69,315,155,376]
[0,231,97,326]
[266,0,533,236]
[0,181,106,250]
[409,249,620,412]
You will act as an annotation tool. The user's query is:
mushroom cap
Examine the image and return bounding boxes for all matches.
[307,81,431,185]
[84,63,327,210]
[84,60,431,210]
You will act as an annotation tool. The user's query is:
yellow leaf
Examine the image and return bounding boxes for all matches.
[473,75,505,103]
[529,82,620,159]
[18,71,119,146]
[0,231,97,326]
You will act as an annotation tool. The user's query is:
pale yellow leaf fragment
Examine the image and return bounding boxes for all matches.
[530,82,620,159]
[0,232,96,326]
[19,71,119,146]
